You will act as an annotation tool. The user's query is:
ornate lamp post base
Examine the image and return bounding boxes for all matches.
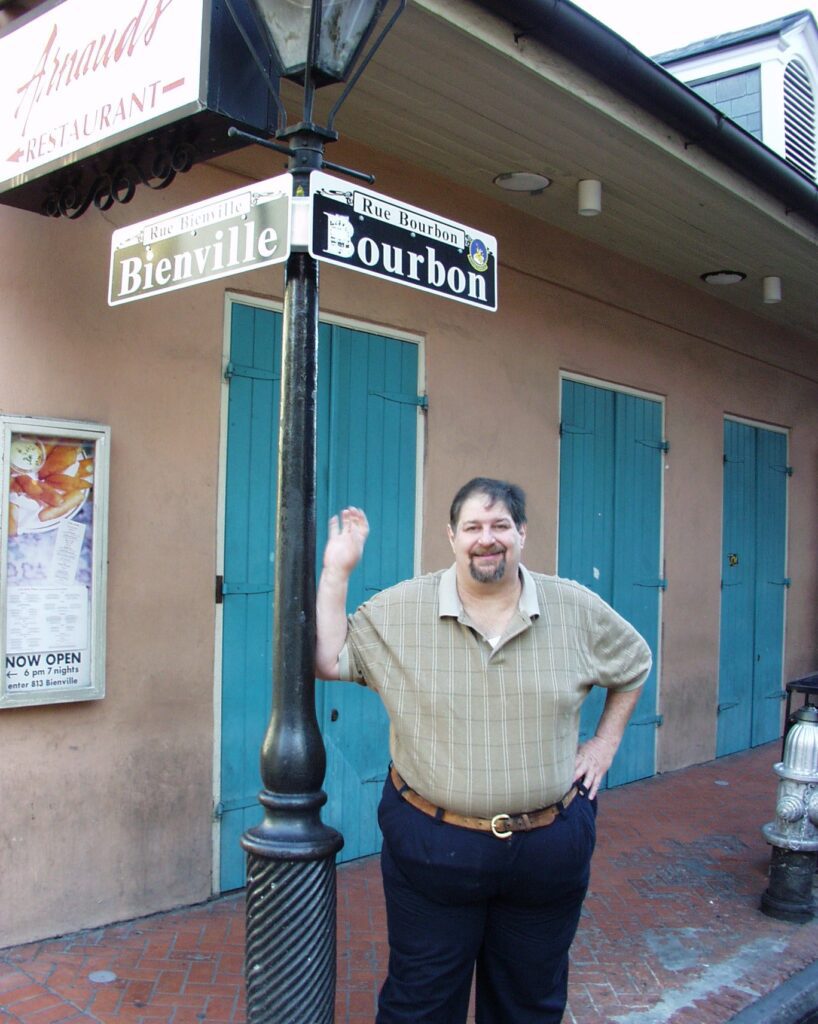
[244,792,343,1024]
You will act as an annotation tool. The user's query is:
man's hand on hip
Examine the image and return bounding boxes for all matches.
[572,686,642,799]
[573,735,618,800]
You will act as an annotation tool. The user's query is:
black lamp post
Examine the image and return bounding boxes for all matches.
[224,2,405,1022]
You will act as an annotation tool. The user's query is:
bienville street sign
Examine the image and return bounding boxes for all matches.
[108,174,291,305]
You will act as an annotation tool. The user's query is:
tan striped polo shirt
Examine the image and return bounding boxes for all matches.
[339,565,652,817]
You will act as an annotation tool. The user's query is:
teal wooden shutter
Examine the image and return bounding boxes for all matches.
[559,380,615,600]
[219,304,282,888]
[752,429,788,744]
[559,381,615,748]
[318,326,419,861]
[219,308,420,889]
[718,420,788,755]
[559,379,663,787]
[718,420,757,754]
[608,392,663,786]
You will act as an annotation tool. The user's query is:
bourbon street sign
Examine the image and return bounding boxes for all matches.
[309,172,497,311]
[108,174,291,305]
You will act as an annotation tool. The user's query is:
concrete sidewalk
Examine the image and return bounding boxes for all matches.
[1,742,816,1024]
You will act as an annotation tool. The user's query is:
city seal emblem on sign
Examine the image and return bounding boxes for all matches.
[467,237,489,272]
[324,213,355,257]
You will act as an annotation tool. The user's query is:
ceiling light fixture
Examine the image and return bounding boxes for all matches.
[577,179,602,216]
[763,276,782,303]
[700,270,746,286]
[493,172,551,194]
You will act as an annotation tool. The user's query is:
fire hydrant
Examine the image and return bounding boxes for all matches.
[760,705,818,921]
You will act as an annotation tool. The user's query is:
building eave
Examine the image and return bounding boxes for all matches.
[472,0,818,228]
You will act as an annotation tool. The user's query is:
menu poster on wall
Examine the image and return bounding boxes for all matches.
[0,418,109,709]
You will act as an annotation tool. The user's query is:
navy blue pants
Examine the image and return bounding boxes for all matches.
[376,775,596,1024]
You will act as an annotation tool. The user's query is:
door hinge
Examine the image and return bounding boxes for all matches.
[635,579,667,590]
[629,714,663,727]
[370,390,428,409]
[718,701,740,712]
[638,439,670,452]
[221,582,274,596]
[224,361,281,382]
[216,577,274,604]
[214,795,259,820]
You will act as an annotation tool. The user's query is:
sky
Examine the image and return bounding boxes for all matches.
[573,0,818,56]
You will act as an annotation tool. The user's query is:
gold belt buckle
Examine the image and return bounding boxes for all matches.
[490,813,513,840]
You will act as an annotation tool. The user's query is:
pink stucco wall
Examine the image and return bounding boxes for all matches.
[0,139,815,946]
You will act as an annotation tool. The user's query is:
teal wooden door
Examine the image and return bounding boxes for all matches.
[717,420,788,756]
[316,328,421,860]
[558,379,663,788]
[219,303,419,891]
[218,303,281,890]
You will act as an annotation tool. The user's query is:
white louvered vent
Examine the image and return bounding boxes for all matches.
[783,57,817,180]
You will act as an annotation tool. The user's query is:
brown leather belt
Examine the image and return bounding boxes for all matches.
[389,765,577,840]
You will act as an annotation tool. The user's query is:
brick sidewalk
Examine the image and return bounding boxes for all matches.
[1,742,816,1024]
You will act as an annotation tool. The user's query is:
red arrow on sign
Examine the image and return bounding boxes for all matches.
[7,149,25,163]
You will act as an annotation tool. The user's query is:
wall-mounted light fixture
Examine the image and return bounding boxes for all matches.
[493,171,551,194]
[763,276,783,304]
[700,270,746,285]
[577,178,602,216]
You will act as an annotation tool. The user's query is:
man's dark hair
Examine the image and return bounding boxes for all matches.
[449,478,527,530]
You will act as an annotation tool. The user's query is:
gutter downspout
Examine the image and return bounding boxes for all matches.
[473,0,818,229]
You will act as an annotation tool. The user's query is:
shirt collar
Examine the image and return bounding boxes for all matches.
[439,564,540,619]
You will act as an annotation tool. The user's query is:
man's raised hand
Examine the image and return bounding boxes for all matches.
[323,507,369,577]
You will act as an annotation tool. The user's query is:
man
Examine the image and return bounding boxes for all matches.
[316,478,651,1024]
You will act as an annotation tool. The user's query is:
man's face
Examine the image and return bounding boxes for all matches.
[447,495,526,584]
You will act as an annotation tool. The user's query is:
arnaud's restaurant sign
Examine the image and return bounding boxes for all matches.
[0,0,207,197]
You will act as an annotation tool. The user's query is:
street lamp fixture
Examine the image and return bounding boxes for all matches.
[228,0,404,176]
[252,0,387,86]
[223,3,405,1023]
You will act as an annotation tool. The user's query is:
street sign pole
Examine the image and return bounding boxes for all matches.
[240,140,343,1024]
